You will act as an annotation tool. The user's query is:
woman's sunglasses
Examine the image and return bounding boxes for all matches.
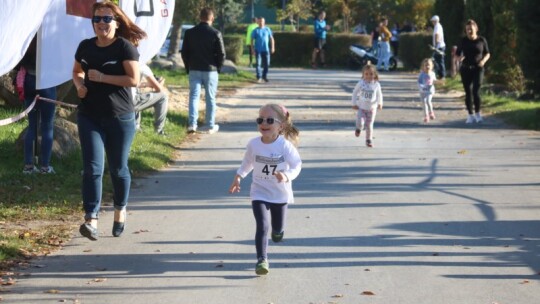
[92,15,115,23]
[256,117,281,125]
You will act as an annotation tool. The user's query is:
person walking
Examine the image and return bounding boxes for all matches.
[18,36,57,174]
[311,10,330,68]
[229,104,302,275]
[376,18,392,71]
[456,19,490,124]
[72,0,146,241]
[418,58,437,123]
[181,7,226,134]
[132,62,169,135]
[431,15,446,79]
[351,64,383,147]
[245,17,258,68]
[251,17,274,83]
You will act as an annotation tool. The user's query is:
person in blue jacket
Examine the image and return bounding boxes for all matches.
[311,10,330,68]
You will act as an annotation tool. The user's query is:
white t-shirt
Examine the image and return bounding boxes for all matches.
[132,63,153,98]
[351,79,383,110]
[237,136,302,204]
[433,23,446,48]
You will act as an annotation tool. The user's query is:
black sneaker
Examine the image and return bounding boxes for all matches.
[79,223,99,241]
[366,139,373,147]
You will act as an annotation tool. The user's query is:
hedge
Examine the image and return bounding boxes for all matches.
[223,35,244,64]
[398,32,433,70]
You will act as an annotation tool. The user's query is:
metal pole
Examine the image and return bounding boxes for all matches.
[33,97,40,169]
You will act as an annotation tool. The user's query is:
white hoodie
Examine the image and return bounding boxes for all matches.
[351,79,383,110]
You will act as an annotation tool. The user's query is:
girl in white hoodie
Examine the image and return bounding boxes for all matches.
[351,64,383,147]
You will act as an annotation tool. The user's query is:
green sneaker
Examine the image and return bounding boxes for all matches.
[271,231,284,243]
[255,259,269,275]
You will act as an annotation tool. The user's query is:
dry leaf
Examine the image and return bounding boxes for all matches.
[457,150,467,154]
[361,291,375,296]
[44,289,60,294]
[331,294,344,298]
[519,280,530,284]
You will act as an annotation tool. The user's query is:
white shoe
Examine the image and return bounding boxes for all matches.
[475,113,483,123]
[465,115,475,124]
[207,124,220,134]
[187,125,197,133]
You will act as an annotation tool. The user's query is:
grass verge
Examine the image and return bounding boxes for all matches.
[439,76,540,130]
[0,67,254,269]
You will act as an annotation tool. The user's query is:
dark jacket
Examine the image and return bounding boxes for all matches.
[181,22,225,73]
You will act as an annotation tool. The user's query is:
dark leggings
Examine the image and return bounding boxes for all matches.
[460,66,484,114]
[252,200,288,260]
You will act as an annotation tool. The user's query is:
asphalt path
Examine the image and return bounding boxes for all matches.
[6,69,540,304]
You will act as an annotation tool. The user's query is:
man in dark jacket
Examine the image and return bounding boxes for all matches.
[181,7,225,134]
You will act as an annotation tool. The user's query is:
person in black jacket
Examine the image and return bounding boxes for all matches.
[456,19,490,124]
[181,7,226,134]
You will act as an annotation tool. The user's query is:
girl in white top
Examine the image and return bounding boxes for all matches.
[351,64,383,147]
[418,58,437,123]
[229,103,301,275]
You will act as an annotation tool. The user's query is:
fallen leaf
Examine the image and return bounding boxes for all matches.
[83,249,92,252]
[331,294,344,298]
[457,149,467,154]
[361,291,375,296]
[364,268,371,271]
[519,280,530,284]
[214,236,223,239]
[432,253,440,256]
[44,289,60,294]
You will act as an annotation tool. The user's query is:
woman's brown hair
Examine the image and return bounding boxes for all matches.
[92,1,147,46]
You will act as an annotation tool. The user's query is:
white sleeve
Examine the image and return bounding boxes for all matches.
[236,143,254,178]
[282,143,302,182]
[376,82,383,107]
[351,81,361,106]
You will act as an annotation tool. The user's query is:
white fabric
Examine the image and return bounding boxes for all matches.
[37,0,95,89]
[37,0,174,89]
[237,136,302,204]
[0,0,53,76]
[351,79,383,110]
[433,22,446,48]
[122,0,174,64]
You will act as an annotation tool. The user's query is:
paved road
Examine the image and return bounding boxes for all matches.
[6,69,540,304]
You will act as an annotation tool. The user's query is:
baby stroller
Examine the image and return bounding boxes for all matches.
[348,44,397,71]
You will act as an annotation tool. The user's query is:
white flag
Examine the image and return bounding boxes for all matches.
[37,0,96,89]
[121,0,175,64]
[0,0,53,76]
[36,0,174,89]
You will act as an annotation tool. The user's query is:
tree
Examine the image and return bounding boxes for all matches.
[516,0,539,93]
[276,0,312,31]
[168,0,202,58]
[488,0,524,91]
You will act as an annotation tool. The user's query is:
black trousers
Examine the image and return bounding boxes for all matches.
[460,65,484,114]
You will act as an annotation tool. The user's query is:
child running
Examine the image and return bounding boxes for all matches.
[418,58,437,122]
[229,103,302,275]
[351,64,383,147]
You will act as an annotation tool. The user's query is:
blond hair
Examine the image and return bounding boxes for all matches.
[421,58,433,70]
[362,64,379,81]
[262,104,300,147]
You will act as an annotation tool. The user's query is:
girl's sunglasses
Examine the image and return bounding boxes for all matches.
[92,15,115,23]
[256,117,281,125]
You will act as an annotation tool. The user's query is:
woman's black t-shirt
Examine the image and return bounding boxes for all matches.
[456,36,490,67]
[75,37,139,118]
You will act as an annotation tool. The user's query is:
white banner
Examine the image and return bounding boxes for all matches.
[37,0,174,89]
[37,0,96,89]
[122,0,174,64]
[0,0,53,76]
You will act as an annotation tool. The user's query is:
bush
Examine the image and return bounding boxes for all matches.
[272,32,371,67]
[223,35,244,64]
[516,0,540,94]
[399,32,433,70]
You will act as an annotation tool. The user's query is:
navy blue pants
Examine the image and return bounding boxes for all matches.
[252,200,287,260]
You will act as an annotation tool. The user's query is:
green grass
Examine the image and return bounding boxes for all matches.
[439,76,540,130]
[0,68,252,265]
